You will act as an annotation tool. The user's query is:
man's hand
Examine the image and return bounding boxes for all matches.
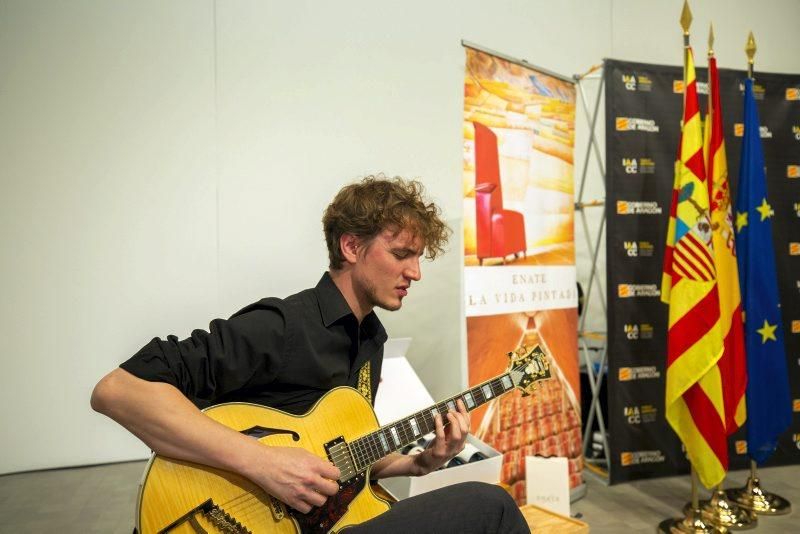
[412,399,471,476]
[245,446,341,514]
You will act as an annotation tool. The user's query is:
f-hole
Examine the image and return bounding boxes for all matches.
[240,425,300,441]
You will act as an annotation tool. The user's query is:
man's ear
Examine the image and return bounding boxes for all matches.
[340,233,361,264]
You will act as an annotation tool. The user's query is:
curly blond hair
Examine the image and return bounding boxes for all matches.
[322,175,450,269]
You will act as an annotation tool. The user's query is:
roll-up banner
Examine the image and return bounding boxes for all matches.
[462,45,580,504]
[605,58,800,484]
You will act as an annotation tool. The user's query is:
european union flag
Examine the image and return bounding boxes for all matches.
[734,78,792,465]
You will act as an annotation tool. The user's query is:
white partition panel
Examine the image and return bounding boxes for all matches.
[1,0,798,473]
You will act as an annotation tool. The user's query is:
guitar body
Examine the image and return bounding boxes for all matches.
[137,387,391,534]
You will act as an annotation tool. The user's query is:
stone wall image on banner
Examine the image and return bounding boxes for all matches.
[462,47,580,503]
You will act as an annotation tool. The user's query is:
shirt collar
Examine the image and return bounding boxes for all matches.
[315,272,387,342]
[316,272,352,327]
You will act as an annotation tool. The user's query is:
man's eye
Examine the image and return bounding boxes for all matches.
[393,251,409,259]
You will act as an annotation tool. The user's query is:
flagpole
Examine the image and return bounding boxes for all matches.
[681,22,757,530]
[724,30,792,519]
[658,9,723,531]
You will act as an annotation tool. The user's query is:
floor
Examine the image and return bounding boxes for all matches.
[0,461,797,533]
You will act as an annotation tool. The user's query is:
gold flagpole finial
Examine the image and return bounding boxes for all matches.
[680,0,693,34]
[680,0,693,46]
[708,23,715,57]
[745,31,756,78]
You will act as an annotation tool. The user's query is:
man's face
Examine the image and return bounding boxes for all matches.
[352,227,424,312]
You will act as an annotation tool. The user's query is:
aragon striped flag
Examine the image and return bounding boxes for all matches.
[660,46,728,488]
[703,54,747,435]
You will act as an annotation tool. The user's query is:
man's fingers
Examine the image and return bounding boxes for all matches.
[292,499,312,514]
[434,413,445,438]
[308,490,328,508]
[446,412,462,441]
[315,477,340,497]
[456,400,470,432]
[318,461,340,481]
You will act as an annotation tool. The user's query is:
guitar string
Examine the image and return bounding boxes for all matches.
[213,399,484,518]
[184,364,541,523]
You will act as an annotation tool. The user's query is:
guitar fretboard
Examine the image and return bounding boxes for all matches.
[348,373,515,472]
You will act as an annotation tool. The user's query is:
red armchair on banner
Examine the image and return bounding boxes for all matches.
[472,121,527,265]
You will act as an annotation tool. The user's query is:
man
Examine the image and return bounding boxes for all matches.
[92,175,529,532]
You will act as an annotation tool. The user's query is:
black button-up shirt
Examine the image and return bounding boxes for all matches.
[120,273,387,414]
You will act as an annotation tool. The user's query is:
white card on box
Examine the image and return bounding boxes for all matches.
[373,338,434,425]
[525,456,570,516]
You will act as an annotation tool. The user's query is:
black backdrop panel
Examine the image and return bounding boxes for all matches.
[604,58,800,485]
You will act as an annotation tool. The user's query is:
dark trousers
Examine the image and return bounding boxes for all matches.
[346,481,530,533]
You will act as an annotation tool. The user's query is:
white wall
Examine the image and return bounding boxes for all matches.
[1,0,798,473]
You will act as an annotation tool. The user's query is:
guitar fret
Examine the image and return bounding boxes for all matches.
[363,439,373,467]
[389,426,400,447]
[501,374,513,390]
[463,392,475,409]
[338,352,548,479]
[409,417,419,436]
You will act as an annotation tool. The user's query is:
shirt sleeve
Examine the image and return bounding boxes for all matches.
[119,299,287,404]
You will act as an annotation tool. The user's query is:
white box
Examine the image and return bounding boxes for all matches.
[374,339,502,500]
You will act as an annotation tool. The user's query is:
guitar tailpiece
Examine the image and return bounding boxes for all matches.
[206,505,251,534]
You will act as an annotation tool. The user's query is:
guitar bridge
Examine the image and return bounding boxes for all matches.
[156,500,251,534]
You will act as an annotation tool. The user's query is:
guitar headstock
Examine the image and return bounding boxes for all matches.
[506,345,551,396]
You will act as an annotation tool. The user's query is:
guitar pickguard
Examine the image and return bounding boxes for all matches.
[289,471,367,534]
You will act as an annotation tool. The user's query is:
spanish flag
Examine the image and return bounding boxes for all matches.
[661,47,727,488]
[704,54,747,434]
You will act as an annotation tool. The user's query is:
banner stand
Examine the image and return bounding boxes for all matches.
[573,62,612,483]
[461,41,587,504]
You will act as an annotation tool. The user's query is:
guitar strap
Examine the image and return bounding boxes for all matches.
[357,360,372,402]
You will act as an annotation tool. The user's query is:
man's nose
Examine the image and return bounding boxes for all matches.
[405,258,422,281]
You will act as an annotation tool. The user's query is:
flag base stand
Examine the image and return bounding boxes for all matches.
[657,508,727,534]
[726,476,791,516]
[682,489,757,530]
[659,468,727,533]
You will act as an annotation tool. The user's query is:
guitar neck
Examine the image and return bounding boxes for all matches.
[348,372,515,473]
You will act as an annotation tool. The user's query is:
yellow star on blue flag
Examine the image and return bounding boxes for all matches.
[755,198,773,221]
[736,211,748,232]
[756,319,777,343]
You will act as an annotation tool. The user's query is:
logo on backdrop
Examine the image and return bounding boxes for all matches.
[794,203,800,217]
[790,243,800,256]
[672,80,708,95]
[793,126,800,140]
[623,240,655,257]
[621,73,653,92]
[789,165,800,179]
[617,201,662,215]
[618,284,661,298]
[618,366,661,381]
[622,158,656,175]
[735,440,748,455]
[787,88,800,101]
[794,434,800,450]
[615,117,660,133]
[621,450,666,466]
[623,405,658,424]
[794,399,800,412]
[624,323,654,340]
[791,320,800,334]
[734,123,773,138]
